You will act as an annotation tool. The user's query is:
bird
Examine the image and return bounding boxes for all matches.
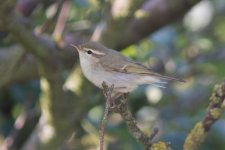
[72,41,184,93]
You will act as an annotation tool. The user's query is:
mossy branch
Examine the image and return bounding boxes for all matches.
[101,83,171,150]
[183,80,225,150]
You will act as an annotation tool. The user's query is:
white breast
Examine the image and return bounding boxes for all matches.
[80,57,104,88]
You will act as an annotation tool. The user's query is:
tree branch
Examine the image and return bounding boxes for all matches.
[0,45,75,89]
[101,83,171,150]
[113,95,170,150]
[1,109,40,150]
[0,1,58,64]
[0,46,38,88]
[183,79,225,150]
[98,0,201,49]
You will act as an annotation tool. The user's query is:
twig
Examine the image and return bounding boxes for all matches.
[183,79,225,150]
[36,0,64,34]
[101,82,170,150]
[0,109,40,150]
[0,0,54,63]
[149,128,159,141]
[52,0,71,43]
[100,82,114,150]
[112,94,160,150]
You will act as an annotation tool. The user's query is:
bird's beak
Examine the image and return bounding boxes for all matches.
[71,44,81,51]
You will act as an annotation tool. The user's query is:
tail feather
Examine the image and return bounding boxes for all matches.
[140,74,184,89]
[139,76,167,88]
[151,78,168,88]
[150,83,166,88]
[151,72,185,83]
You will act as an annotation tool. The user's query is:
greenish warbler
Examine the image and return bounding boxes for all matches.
[72,42,184,93]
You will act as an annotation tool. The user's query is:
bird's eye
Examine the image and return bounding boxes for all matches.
[87,50,92,54]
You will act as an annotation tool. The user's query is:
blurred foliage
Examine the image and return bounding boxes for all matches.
[0,81,40,136]
[0,0,225,150]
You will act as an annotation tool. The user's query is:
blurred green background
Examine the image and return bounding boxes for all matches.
[0,0,225,150]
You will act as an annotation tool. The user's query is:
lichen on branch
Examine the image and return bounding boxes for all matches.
[183,80,225,150]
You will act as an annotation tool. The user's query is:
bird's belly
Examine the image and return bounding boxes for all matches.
[81,63,138,92]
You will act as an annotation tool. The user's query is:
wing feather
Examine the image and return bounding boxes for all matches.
[99,50,185,82]
[103,60,184,82]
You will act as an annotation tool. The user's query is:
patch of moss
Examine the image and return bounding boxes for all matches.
[183,122,206,150]
[151,141,171,150]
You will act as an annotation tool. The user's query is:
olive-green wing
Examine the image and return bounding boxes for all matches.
[104,60,184,82]
[99,49,184,82]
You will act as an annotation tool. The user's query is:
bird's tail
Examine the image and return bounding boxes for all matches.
[154,73,185,83]
[140,73,185,88]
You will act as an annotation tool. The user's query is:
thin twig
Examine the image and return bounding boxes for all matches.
[100,82,114,150]
[36,0,64,34]
[149,128,159,141]
[52,0,71,43]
